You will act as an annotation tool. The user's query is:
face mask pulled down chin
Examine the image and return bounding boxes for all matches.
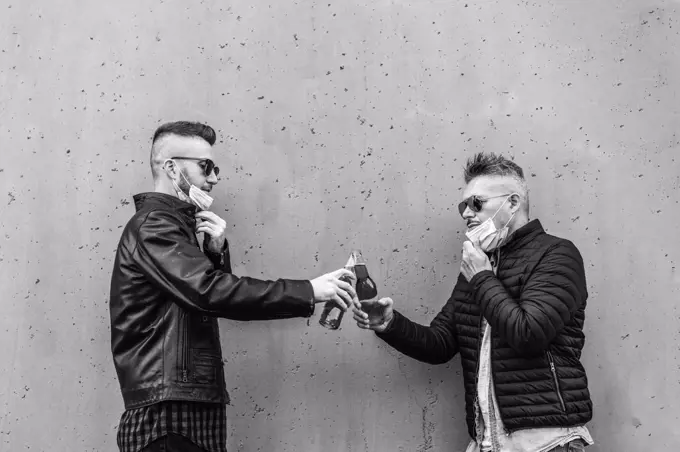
[465,195,517,252]
[168,164,214,211]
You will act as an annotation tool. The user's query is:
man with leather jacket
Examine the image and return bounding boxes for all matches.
[109,121,356,452]
[352,152,595,452]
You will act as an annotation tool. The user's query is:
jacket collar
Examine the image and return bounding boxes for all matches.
[500,218,544,252]
[133,192,197,221]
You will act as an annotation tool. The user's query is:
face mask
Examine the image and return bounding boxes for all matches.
[465,194,517,252]
[167,161,214,211]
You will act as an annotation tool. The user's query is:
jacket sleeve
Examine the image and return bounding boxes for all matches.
[470,240,587,356]
[133,209,315,321]
[375,287,459,365]
[203,233,233,273]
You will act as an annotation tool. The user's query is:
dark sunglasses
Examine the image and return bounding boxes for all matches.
[458,194,510,216]
[171,157,219,177]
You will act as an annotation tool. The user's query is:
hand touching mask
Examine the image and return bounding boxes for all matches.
[465,194,518,252]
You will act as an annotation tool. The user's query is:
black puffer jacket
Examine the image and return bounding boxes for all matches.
[377,219,593,439]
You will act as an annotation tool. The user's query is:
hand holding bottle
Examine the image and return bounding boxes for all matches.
[352,297,394,333]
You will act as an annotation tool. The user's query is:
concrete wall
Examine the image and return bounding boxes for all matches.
[1,0,678,450]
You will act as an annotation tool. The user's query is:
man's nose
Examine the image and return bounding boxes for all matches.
[461,205,474,220]
[207,171,218,184]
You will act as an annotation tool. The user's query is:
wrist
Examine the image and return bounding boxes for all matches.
[309,279,319,302]
[470,269,494,286]
[206,238,226,253]
[375,311,394,333]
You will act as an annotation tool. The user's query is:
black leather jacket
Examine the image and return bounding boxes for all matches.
[109,192,315,410]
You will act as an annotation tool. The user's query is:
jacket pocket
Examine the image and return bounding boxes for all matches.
[546,350,567,412]
[191,349,221,385]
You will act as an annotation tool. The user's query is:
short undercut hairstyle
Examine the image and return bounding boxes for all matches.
[152,121,217,146]
[464,152,530,214]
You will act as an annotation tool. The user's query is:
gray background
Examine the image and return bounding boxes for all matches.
[1,0,678,451]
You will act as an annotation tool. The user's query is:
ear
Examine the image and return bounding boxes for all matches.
[508,193,521,213]
[162,159,178,178]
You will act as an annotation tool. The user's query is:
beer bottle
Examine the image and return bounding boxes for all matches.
[319,250,358,330]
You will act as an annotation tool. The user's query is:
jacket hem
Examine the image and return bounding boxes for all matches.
[122,385,231,410]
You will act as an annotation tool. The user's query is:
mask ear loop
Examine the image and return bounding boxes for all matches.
[178,166,192,186]
[494,194,520,251]
[164,158,194,185]
[501,193,521,228]
[503,210,517,229]
[489,193,511,221]
[490,192,520,224]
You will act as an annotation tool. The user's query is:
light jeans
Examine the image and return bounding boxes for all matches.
[468,439,588,452]
[548,439,587,452]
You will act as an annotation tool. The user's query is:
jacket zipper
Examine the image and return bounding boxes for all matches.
[546,350,566,412]
[180,313,189,383]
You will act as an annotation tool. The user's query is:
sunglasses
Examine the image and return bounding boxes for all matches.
[171,157,219,177]
[458,194,511,216]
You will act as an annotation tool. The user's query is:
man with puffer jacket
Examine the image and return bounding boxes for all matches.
[353,152,594,452]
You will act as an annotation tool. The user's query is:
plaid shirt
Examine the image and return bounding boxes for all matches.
[117,401,227,452]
